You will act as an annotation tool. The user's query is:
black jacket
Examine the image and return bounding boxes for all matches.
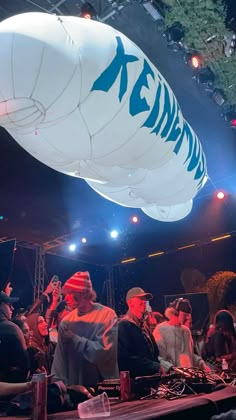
[118,318,160,377]
[0,316,29,382]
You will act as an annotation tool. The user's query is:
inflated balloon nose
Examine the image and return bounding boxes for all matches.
[0,98,45,130]
[0,12,207,222]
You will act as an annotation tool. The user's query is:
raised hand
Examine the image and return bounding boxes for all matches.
[4,282,13,296]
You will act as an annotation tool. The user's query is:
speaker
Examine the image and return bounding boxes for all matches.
[165,292,209,334]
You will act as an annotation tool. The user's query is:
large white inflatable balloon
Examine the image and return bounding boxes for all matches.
[0,13,207,221]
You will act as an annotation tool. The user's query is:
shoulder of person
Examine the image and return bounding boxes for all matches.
[154,321,169,332]
[182,325,192,334]
[61,309,76,322]
[0,320,21,335]
[96,303,117,317]
[159,321,169,328]
[0,321,26,347]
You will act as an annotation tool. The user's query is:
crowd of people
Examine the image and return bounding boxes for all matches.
[0,271,236,414]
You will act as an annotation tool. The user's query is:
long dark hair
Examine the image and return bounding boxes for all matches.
[214,310,236,339]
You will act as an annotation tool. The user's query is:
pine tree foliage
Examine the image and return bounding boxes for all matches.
[162,0,236,104]
[212,55,236,103]
[206,271,236,320]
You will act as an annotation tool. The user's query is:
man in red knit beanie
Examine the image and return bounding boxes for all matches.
[52,271,118,387]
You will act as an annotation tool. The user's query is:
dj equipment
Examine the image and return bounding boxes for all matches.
[97,368,227,401]
[96,379,121,399]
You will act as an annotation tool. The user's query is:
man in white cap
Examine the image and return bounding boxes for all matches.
[52,272,118,386]
[118,287,160,377]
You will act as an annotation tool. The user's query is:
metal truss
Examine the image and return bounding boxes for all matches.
[106,268,115,309]
[0,233,104,299]
[0,0,126,26]
[34,246,46,300]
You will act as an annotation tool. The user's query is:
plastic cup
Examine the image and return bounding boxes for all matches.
[77,392,110,418]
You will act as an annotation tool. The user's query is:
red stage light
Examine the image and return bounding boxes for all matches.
[132,216,139,223]
[231,119,236,127]
[191,56,201,69]
[81,12,92,19]
[217,191,225,200]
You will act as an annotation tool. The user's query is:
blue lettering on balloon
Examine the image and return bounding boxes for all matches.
[129,59,155,116]
[195,153,206,183]
[187,134,200,172]
[174,122,193,156]
[151,84,176,138]
[91,36,138,102]
[191,135,205,182]
[142,79,162,128]
[91,36,206,185]
[173,122,205,182]
[167,104,182,142]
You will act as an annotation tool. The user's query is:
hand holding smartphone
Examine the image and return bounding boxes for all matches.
[52,275,59,285]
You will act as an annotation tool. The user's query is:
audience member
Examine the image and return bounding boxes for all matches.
[146,310,165,333]
[204,309,236,370]
[45,282,69,343]
[47,300,70,343]
[118,287,160,377]
[13,319,32,347]
[52,271,118,386]
[26,277,59,316]
[26,313,54,374]
[4,282,13,297]
[184,313,192,330]
[0,291,29,382]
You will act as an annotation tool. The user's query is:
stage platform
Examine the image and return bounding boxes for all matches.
[4,386,236,420]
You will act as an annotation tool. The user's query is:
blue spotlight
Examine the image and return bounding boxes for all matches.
[69,243,77,252]
[110,230,119,239]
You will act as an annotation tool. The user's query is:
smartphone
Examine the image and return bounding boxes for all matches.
[52,275,59,284]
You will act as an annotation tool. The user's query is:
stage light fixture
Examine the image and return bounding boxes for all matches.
[148,251,165,258]
[69,243,77,252]
[216,191,225,200]
[121,257,136,264]
[132,216,139,223]
[82,12,92,19]
[222,107,236,129]
[177,243,196,251]
[185,52,201,69]
[110,230,119,239]
[81,2,96,19]
[81,237,87,243]
[211,234,231,242]
[190,55,201,69]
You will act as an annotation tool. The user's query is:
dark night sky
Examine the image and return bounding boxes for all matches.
[0,1,236,308]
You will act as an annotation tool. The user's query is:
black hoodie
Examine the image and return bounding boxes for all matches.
[0,308,29,382]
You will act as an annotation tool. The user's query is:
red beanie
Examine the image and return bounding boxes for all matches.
[62,271,92,294]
